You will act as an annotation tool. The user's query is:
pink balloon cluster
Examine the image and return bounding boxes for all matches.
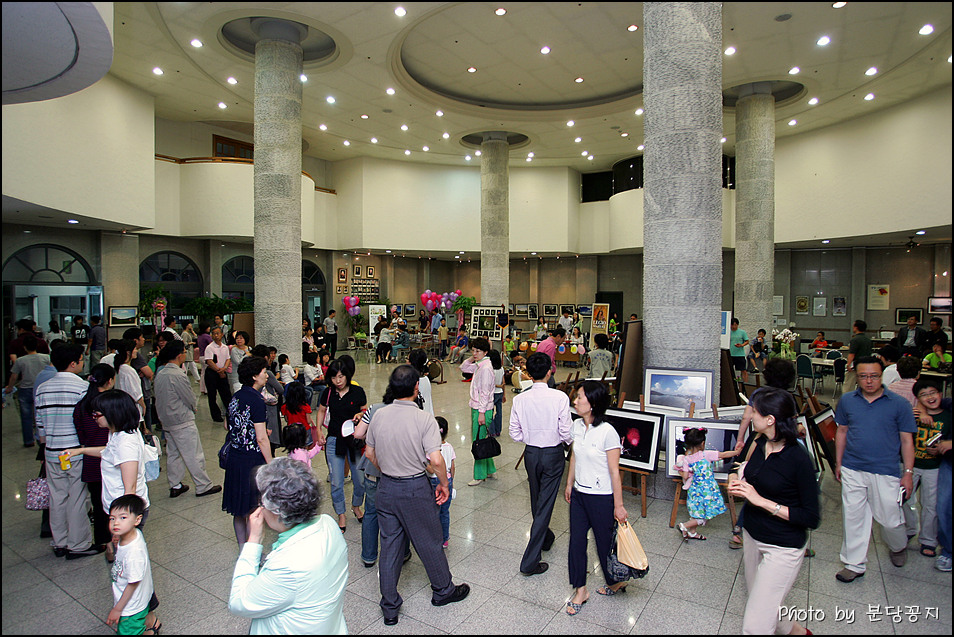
[342,296,362,317]
[420,289,462,312]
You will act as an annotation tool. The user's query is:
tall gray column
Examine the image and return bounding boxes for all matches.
[734,85,776,345]
[643,2,723,397]
[480,132,510,308]
[253,20,304,362]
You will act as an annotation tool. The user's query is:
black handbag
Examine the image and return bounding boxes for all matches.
[218,432,231,470]
[471,424,501,460]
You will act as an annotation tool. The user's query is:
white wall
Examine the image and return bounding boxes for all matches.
[2,74,155,228]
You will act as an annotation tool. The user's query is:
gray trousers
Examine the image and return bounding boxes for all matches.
[45,450,92,551]
[164,422,214,493]
[377,475,455,619]
[521,445,565,573]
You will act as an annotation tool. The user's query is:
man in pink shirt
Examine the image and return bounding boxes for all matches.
[203,326,232,422]
[534,327,566,388]
[460,337,497,485]
[510,352,573,576]
[887,355,921,409]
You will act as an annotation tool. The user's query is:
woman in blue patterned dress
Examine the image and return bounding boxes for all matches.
[674,427,739,540]
[222,356,273,546]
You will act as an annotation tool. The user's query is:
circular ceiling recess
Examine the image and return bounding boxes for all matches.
[723,81,805,108]
[398,3,644,111]
[221,17,337,63]
[460,132,530,149]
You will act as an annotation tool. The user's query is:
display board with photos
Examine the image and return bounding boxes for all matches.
[666,418,741,482]
[469,306,503,340]
[350,278,380,303]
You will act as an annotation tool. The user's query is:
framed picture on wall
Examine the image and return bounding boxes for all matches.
[928,297,952,314]
[337,268,347,283]
[543,304,558,317]
[527,304,539,320]
[108,306,139,328]
[895,308,923,325]
[773,295,784,316]
[832,296,847,317]
[795,296,810,315]
[353,264,363,279]
[515,304,529,316]
[367,266,375,278]
[560,304,575,316]
[577,305,592,317]
[404,304,416,317]
[867,284,890,310]
[508,304,514,314]
[813,297,827,317]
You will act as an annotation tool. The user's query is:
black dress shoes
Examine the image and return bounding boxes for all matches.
[383,616,398,626]
[521,562,549,576]
[196,485,222,497]
[66,544,106,560]
[432,583,471,606]
[169,484,190,498]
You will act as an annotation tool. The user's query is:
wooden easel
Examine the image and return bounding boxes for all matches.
[616,393,652,517]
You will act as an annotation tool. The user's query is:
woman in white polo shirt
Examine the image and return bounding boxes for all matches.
[563,380,628,616]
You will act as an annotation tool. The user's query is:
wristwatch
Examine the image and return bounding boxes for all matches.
[903,468,914,474]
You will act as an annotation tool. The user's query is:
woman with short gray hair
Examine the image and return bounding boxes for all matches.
[229,457,349,634]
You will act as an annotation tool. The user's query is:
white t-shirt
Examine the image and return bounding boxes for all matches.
[427,441,456,479]
[100,353,116,368]
[881,363,901,387]
[302,364,320,385]
[280,364,297,385]
[493,368,505,395]
[110,529,154,616]
[100,430,150,510]
[116,365,144,420]
[571,419,622,495]
[418,375,434,415]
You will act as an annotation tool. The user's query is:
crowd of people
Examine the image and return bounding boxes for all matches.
[3,310,951,635]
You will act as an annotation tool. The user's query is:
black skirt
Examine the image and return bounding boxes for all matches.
[221,446,266,517]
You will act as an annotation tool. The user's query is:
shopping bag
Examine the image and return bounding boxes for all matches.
[616,520,649,571]
[142,434,161,482]
[25,477,50,510]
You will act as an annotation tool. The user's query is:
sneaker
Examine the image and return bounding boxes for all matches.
[935,555,953,572]
[889,548,907,567]
[835,568,864,583]
[442,540,449,549]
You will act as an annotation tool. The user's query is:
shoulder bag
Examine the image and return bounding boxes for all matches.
[25,463,50,510]
[142,433,161,482]
[471,423,501,460]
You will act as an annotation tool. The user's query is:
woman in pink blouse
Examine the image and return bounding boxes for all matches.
[460,337,497,485]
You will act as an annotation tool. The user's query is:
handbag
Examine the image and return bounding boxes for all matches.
[218,428,231,470]
[25,477,50,511]
[142,433,161,482]
[606,521,649,581]
[471,423,501,460]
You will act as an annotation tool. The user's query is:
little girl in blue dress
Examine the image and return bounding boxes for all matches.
[674,427,739,540]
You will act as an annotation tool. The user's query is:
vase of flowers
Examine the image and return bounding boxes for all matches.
[772,327,800,360]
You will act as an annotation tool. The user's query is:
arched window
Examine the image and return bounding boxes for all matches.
[2,244,96,284]
[302,260,325,286]
[139,252,203,311]
[223,256,255,300]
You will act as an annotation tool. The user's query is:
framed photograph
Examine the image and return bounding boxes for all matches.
[832,296,847,317]
[720,310,732,350]
[337,267,347,283]
[560,304,575,316]
[353,264,363,279]
[108,306,138,328]
[693,405,747,421]
[867,284,890,310]
[773,295,784,316]
[666,418,741,482]
[797,415,822,483]
[895,308,923,325]
[367,266,375,279]
[622,401,686,420]
[404,304,416,317]
[527,304,539,320]
[795,296,810,315]
[544,304,558,317]
[515,304,528,316]
[644,367,713,413]
[508,304,514,314]
[603,408,666,473]
[813,297,827,317]
[808,406,837,473]
[928,297,952,314]
[577,305,592,317]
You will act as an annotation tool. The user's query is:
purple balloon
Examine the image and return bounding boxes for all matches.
[426,300,435,311]
[425,289,432,296]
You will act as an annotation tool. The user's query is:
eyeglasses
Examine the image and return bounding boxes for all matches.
[91,411,103,419]
[856,374,882,380]
[917,390,940,399]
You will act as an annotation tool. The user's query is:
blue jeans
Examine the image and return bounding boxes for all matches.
[16,387,35,445]
[938,458,952,560]
[429,475,453,542]
[357,468,379,564]
[325,436,365,515]
[491,393,503,437]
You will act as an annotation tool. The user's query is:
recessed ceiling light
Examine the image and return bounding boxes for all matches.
[817,35,831,46]
[919,24,934,35]
[343,140,351,146]
[495,8,506,16]
[581,151,588,156]
[386,250,392,253]
[575,77,584,83]
[832,2,847,8]
[404,150,411,155]
[300,74,308,82]
[319,124,327,131]
[190,39,202,48]
[540,46,551,55]
[808,97,819,105]
[326,96,335,103]
[526,157,532,162]
[394,7,406,17]
[567,120,575,127]
[574,137,582,143]
[465,155,472,161]
[360,114,369,119]
[620,132,629,137]
[788,119,797,126]
[227,76,237,84]
[789,66,800,75]
[587,156,594,161]
[152,67,163,75]
[916,230,926,235]
[401,124,408,131]
[442,132,450,139]
[68,219,79,224]
[527,152,534,158]
[386,87,396,95]
[531,252,537,255]
[455,255,461,259]
[635,108,644,116]
[724,46,736,56]
[865,66,878,76]
[436,110,444,117]
[720,137,727,143]
[370,137,378,143]
[864,93,875,101]
[218,102,227,109]
[822,239,830,244]
[422,146,429,151]
[637,144,645,151]
[628,24,639,32]
[475,150,481,156]
[459,251,465,254]
[23,230,31,233]
[467,67,477,73]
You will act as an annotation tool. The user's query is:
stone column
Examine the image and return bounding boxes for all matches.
[480,132,510,308]
[253,19,305,362]
[734,84,776,347]
[643,2,723,396]
[100,232,139,341]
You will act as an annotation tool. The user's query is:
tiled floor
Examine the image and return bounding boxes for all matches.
[2,360,951,634]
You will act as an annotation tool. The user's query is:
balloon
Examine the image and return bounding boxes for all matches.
[519,342,528,351]
[391,304,399,313]
[578,346,585,356]
[426,300,435,311]
[456,289,462,296]
[530,343,537,351]
[425,289,432,296]
[570,345,578,354]
[558,345,566,353]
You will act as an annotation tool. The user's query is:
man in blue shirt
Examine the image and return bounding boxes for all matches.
[834,356,916,582]
[729,318,750,383]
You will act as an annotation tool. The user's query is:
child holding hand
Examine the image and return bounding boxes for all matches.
[674,427,739,540]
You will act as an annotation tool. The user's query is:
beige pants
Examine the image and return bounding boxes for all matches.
[164,423,214,493]
[741,529,805,635]
[840,466,907,573]
[45,451,93,551]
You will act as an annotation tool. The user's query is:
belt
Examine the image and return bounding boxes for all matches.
[382,472,426,481]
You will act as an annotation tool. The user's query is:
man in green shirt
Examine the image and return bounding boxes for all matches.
[846,319,873,372]
[729,317,750,382]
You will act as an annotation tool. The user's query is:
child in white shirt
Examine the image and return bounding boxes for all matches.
[108,495,159,634]
[426,417,456,548]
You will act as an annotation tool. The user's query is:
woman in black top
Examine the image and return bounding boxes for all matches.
[316,359,367,532]
[728,387,819,636]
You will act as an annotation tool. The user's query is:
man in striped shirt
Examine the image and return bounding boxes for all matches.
[34,344,103,559]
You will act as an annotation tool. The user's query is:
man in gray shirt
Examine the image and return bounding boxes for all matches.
[324,310,339,359]
[4,334,50,446]
[365,365,470,625]
[154,341,221,499]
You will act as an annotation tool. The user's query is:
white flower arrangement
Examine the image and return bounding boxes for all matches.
[772,328,799,346]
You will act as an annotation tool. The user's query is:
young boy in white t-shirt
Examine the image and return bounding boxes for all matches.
[108,495,159,635]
